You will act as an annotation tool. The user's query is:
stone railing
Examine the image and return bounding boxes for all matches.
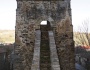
[49,31,61,70]
[31,30,41,70]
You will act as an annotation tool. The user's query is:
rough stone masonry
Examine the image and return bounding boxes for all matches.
[15,0,75,70]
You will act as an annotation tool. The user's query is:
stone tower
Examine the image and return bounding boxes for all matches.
[15,0,75,70]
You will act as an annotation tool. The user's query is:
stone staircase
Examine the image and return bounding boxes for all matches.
[31,30,60,70]
[40,30,51,70]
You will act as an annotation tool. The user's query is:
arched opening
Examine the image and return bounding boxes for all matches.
[40,21,47,25]
[40,20,51,31]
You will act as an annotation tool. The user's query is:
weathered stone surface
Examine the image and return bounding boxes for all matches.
[15,0,75,70]
[55,13,75,70]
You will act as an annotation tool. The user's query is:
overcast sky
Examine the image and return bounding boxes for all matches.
[71,0,90,32]
[0,0,90,31]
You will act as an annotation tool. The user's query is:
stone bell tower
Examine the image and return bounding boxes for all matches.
[15,0,75,70]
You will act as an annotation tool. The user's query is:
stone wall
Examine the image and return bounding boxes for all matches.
[55,14,75,70]
[15,0,75,70]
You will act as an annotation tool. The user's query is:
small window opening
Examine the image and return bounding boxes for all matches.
[40,21,47,25]
[40,20,51,31]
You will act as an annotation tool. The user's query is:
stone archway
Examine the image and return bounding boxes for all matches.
[40,20,51,31]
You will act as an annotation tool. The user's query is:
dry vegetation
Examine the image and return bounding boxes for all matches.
[74,20,90,48]
[0,30,15,43]
[74,32,90,47]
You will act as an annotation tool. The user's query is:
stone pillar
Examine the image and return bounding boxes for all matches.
[15,1,35,70]
[15,22,35,70]
[55,16,75,70]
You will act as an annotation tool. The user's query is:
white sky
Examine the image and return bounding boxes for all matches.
[40,21,47,25]
[0,0,16,30]
[71,0,90,32]
[0,0,90,31]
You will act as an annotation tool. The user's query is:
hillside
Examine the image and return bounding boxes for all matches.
[0,30,15,43]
